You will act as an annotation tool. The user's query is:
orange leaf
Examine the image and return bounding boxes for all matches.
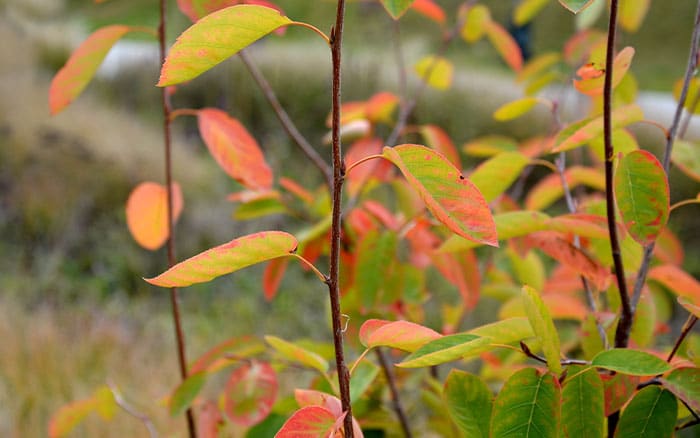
[263,257,289,301]
[126,182,184,251]
[49,25,133,114]
[279,177,314,205]
[359,319,441,352]
[485,21,523,72]
[419,125,461,168]
[649,265,700,306]
[365,92,399,123]
[198,108,272,190]
[48,399,97,438]
[574,47,635,96]
[411,0,446,24]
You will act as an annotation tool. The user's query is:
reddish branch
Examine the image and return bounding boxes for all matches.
[158,0,196,436]
[328,0,354,437]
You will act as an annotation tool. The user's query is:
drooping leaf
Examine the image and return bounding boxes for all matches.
[198,108,273,190]
[383,144,497,246]
[49,25,134,114]
[574,47,635,96]
[552,104,644,153]
[397,333,492,368]
[591,349,672,376]
[561,366,605,438]
[660,367,700,412]
[485,21,523,72]
[558,0,596,14]
[359,319,442,352]
[468,317,535,344]
[469,152,530,202]
[380,0,416,19]
[224,362,277,426]
[614,150,669,246]
[619,0,650,33]
[265,336,328,374]
[490,368,561,437]
[158,5,292,86]
[126,182,184,251]
[615,386,677,438]
[170,371,207,417]
[443,370,492,437]
[648,264,700,305]
[440,210,550,253]
[275,406,338,438]
[513,0,550,25]
[522,285,562,374]
[460,4,491,43]
[672,140,700,182]
[493,97,542,121]
[419,125,461,168]
[145,231,298,288]
[414,55,454,90]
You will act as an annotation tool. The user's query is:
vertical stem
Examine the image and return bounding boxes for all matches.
[603,0,632,349]
[158,2,196,436]
[329,1,353,437]
[375,349,413,438]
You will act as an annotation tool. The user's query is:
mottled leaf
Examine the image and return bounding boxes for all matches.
[444,370,492,437]
[275,406,338,438]
[561,366,605,438]
[661,367,700,412]
[490,368,561,437]
[414,55,453,90]
[359,319,441,352]
[158,5,292,86]
[383,144,497,246]
[615,386,676,438]
[224,362,277,426]
[198,108,272,190]
[145,231,298,288]
[592,349,672,376]
[397,333,492,368]
[522,285,562,374]
[177,0,237,21]
[602,373,640,416]
[126,182,184,251]
[265,336,328,374]
[49,25,133,114]
[469,152,530,202]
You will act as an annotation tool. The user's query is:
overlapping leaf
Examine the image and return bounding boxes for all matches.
[443,370,492,437]
[170,371,207,416]
[614,150,669,245]
[50,25,134,114]
[359,319,441,352]
[485,21,523,72]
[552,104,644,152]
[615,386,676,438]
[126,182,184,251]
[562,366,604,438]
[177,0,237,21]
[275,406,339,438]
[383,144,497,246]
[158,5,292,86]
[461,4,491,42]
[514,0,550,25]
[397,333,492,368]
[672,140,700,182]
[265,336,328,374]
[574,47,635,96]
[522,285,562,374]
[414,55,454,90]
[420,125,461,168]
[468,317,535,344]
[145,231,298,287]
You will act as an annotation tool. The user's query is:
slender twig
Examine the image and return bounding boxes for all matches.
[630,1,700,313]
[602,0,632,349]
[328,1,353,436]
[158,2,196,436]
[238,49,333,190]
[519,342,589,367]
[107,383,158,438]
[670,198,700,212]
[679,88,700,138]
[667,314,699,362]
[375,349,413,438]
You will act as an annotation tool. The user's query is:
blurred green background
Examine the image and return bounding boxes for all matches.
[1,0,699,436]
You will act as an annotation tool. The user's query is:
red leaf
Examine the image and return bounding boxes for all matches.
[359,319,442,352]
[411,0,446,24]
[362,201,400,231]
[197,401,224,438]
[345,138,385,197]
[224,362,277,426]
[275,406,337,437]
[295,389,342,417]
[198,108,273,190]
[263,257,289,301]
[49,25,132,114]
[126,182,184,251]
[602,373,639,416]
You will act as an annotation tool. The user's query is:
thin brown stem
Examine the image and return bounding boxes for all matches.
[603,0,631,350]
[238,49,333,190]
[158,1,196,436]
[375,349,413,438]
[329,1,353,436]
[630,0,700,313]
[667,314,698,362]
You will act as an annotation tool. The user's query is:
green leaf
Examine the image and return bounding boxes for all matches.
[614,150,669,245]
[615,386,677,438]
[490,368,561,437]
[359,319,442,352]
[158,5,292,86]
[440,210,549,252]
[552,104,644,153]
[561,366,604,438]
[660,367,700,412]
[414,55,454,90]
[170,371,207,417]
[672,140,700,182]
[513,0,550,25]
[383,145,497,246]
[443,370,492,437]
[469,152,530,203]
[619,0,651,33]
[558,0,596,14]
[522,285,562,374]
[397,333,492,368]
[264,336,328,374]
[591,349,672,376]
[49,25,135,114]
[355,230,398,310]
[468,317,535,345]
[493,97,542,121]
[349,361,379,402]
[145,231,298,288]
[380,0,416,19]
